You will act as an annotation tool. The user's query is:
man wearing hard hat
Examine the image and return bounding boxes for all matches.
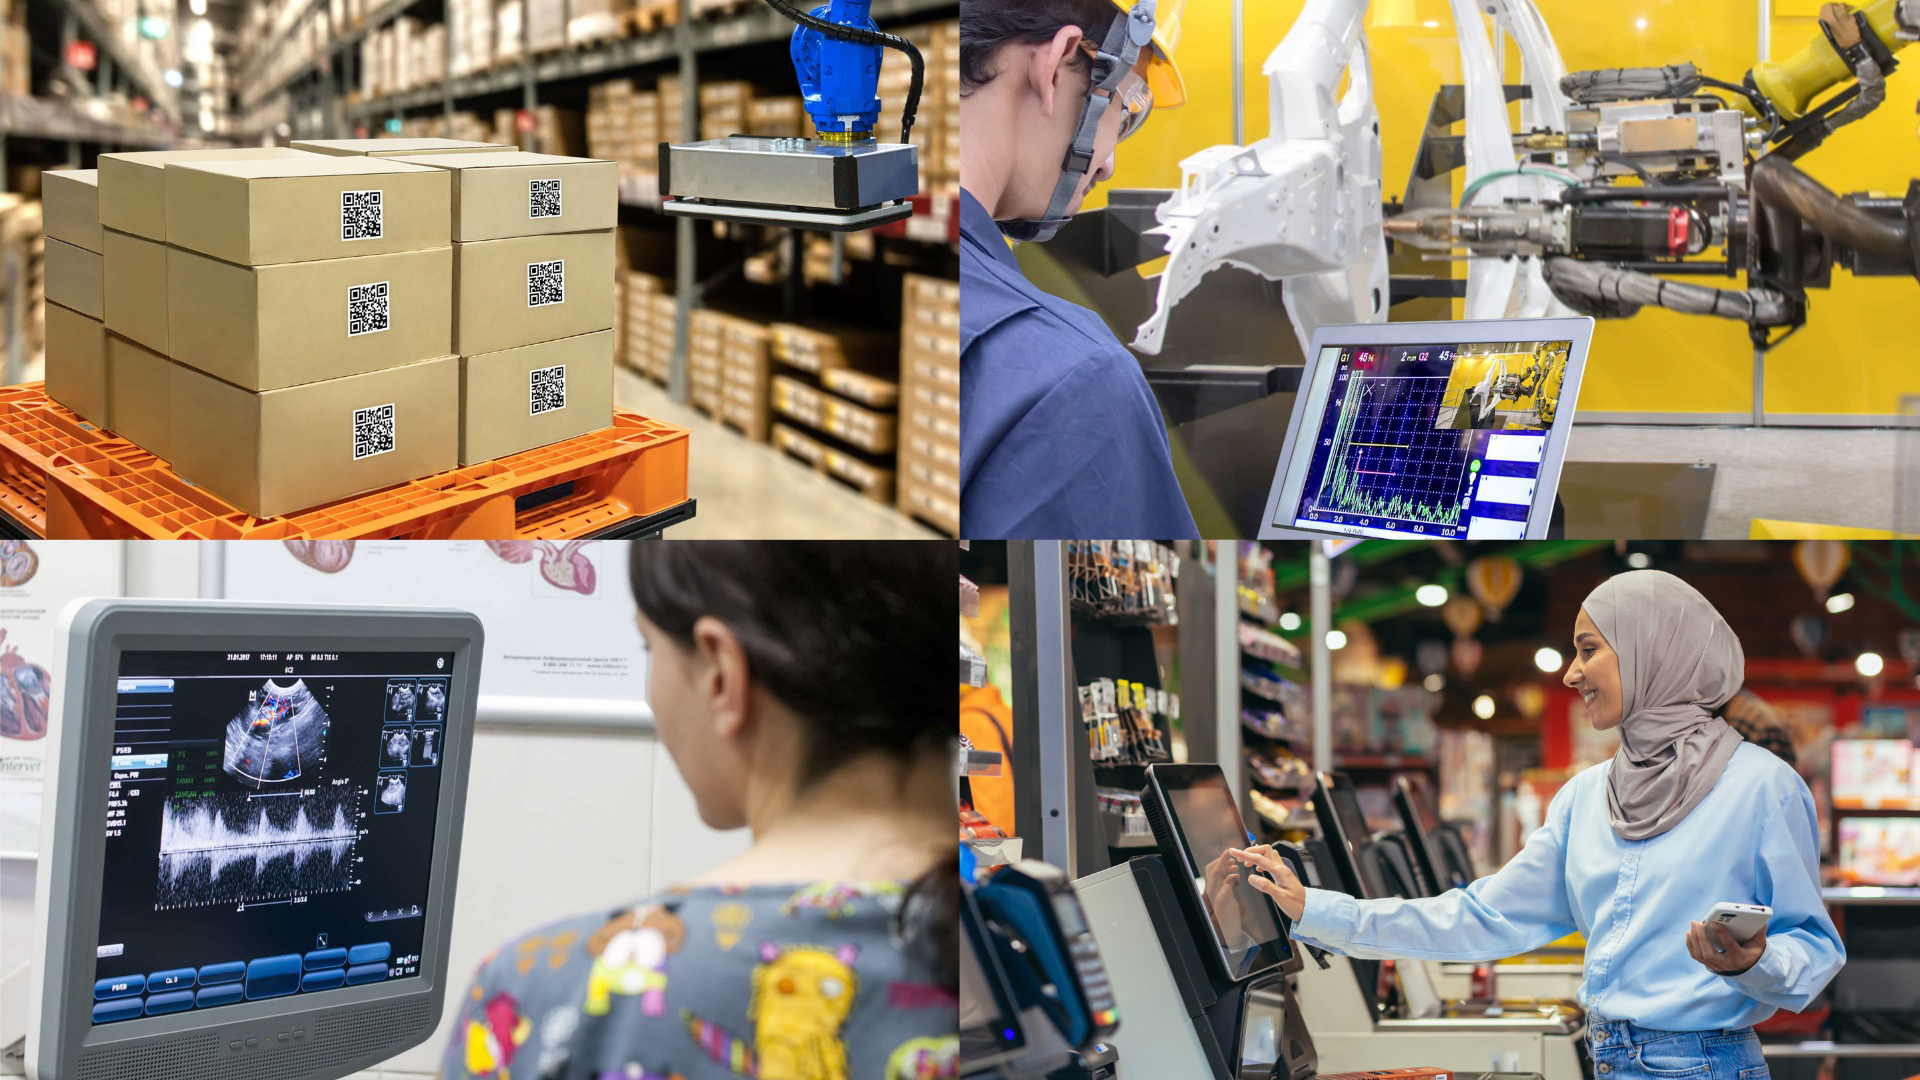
[958,0,1199,539]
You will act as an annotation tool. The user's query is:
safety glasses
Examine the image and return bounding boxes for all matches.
[1079,41,1155,142]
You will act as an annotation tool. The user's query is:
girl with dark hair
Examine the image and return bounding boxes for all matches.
[439,542,957,1080]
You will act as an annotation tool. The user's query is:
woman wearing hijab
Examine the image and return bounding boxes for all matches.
[1227,570,1844,1080]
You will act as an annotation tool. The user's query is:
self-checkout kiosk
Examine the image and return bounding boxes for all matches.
[1294,771,1588,1080]
[1068,763,1322,1080]
[963,851,1124,1080]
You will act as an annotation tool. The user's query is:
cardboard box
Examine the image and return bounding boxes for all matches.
[291,138,513,157]
[170,354,460,520]
[454,230,614,355]
[98,147,317,242]
[103,229,170,354]
[401,151,616,241]
[42,169,103,253]
[44,238,104,320]
[822,367,897,409]
[107,333,177,461]
[44,302,109,428]
[164,155,452,266]
[899,475,958,535]
[459,329,614,464]
[168,245,454,391]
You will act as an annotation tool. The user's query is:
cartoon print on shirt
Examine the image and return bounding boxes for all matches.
[780,881,904,919]
[885,1035,960,1080]
[748,942,860,1080]
[465,991,532,1080]
[585,903,687,1017]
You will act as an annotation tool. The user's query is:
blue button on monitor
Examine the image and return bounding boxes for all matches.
[347,943,390,965]
[345,963,388,986]
[304,948,347,970]
[147,968,196,992]
[246,955,303,1000]
[91,998,145,1024]
[93,975,143,1001]
[145,990,195,1016]
[197,984,245,1008]
[198,962,246,986]
[301,968,347,993]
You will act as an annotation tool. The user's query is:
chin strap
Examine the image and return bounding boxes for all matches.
[999,0,1156,243]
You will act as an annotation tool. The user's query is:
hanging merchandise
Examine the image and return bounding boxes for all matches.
[1789,614,1828,658]
[1465,555,1522,621]
[960,575,980,618]
[1452,638,1485,678]
[1068,540,1180,623]
[1441,594,1484,638]
[1244,745,1311,791]
[1415,639,1449,677]
[1077,677,1176,765]
[1793,540,1850,601]
[1240,665,1308,712]
[1238,541,1280,622]
[960,640,987,687]
[1511,681,1547,720]
[1095,788,1152,839]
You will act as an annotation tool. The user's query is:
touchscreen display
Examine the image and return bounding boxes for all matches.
[1324,778,1391,900]
[90,649,454,1025]
[1282,340,1572,540]
[1166,775,1292,978]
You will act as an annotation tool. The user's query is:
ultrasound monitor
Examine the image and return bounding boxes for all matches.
[1140,763,1296,983]
[30,599,482,1080]
[1259,317,1594,541]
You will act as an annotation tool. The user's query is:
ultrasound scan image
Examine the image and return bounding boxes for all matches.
[380,728,411,769]
[375,772,408,814]
[223,680,330,790]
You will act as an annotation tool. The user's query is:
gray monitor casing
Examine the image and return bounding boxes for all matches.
[1258,316,1596,541]
[29,599,484,1080]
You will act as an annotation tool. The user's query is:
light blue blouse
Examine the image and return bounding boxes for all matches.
[1292,742,1846,1031]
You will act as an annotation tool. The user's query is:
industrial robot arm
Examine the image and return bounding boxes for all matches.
[1130,0,1387,357]
[1386,0,1919,347]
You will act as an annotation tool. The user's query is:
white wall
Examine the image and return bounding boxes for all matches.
[3,542,752,1078]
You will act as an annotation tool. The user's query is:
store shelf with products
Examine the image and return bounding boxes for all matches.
[13,0,179,120]
[1237,540,1314,840]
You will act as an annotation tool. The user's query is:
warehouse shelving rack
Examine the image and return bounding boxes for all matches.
[233,0,956,408]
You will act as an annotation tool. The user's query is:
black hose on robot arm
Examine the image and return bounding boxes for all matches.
[1750,154,1914,265]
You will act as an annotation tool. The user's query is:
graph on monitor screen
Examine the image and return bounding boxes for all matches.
[1308,373,1471,526]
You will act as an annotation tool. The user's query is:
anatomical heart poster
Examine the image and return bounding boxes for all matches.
[220,540,648,709]
[0,540,125,853]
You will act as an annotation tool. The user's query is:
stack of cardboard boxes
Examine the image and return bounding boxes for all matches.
[42,171,106,426]
[145,151,461,519]
[37,138,624,523]
[767,323,900,507]
[398,149,618,466]
[620,270,671,383]
[896,273,959,535]
[718,317,772,442]
[877,18,962,195]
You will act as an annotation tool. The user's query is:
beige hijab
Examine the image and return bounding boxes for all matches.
[1582,570,1746,841]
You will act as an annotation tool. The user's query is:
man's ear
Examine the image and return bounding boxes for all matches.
[1028,24,1086,118]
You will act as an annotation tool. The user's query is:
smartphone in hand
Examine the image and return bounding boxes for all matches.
[1704,902,1771,945]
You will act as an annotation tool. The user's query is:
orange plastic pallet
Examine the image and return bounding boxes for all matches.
[0,384,690,540]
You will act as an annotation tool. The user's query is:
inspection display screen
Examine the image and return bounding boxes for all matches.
[90,649,455,1026]
[1163,774,1293,980]
[1281,339,1572,540]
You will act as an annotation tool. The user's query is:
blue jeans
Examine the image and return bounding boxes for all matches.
[1587,1020,1770,1080]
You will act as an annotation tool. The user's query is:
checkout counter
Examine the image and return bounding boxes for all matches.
[962,761,1588,1080]
[1296,770,1588,1080]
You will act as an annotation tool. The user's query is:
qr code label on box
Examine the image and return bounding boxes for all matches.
[347,281,390,336]
[353,403,396,460]
[530,178,562,219]
[342,189,383,241]
[528,260,564,307]
[530,364,567,415]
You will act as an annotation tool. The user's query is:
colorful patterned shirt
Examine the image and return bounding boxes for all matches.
[438,881,957,1080]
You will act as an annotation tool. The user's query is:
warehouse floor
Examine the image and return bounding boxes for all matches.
[615,369,941,539]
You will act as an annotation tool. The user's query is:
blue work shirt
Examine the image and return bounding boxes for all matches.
[959,189,1199,539]
[1294,742,1845,1030]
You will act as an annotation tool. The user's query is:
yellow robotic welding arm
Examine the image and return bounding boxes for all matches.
[1748,0,1918,121]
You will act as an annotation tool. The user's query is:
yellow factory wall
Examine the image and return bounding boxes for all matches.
[1097,0,1919,418]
